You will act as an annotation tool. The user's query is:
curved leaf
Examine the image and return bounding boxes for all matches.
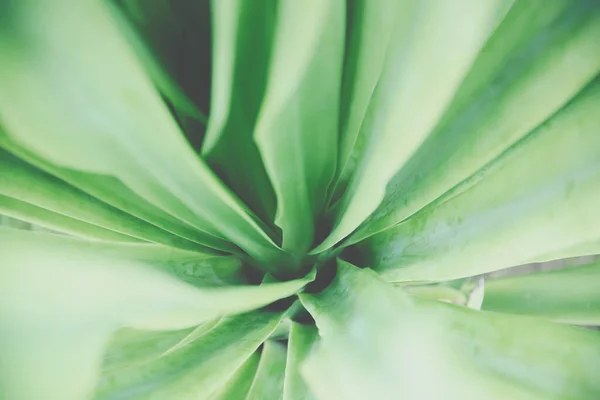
[0,0,286,267]
[201,0,278,226]
[209,351,261,400]
[358,78,600,282]
[254,0,345,255]
[0,149,209,250]
[284,323,319,400]
[95,312,283,400]
[0,195,140,242]
[300,261,600,400]
[245,341,287,400]
[0,229,311,399]
[313,0,511,252]
[115,0,211,121]
[351,0,600,244]
[483,260,600,325]
[0,132,236,253]
[331,0,403,201]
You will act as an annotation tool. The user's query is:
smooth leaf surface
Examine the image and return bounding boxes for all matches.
[115,0,211,121]
[300,261,600,400]
[0,0,286,267]
[358,77,600,283]
[245,341,287,400]
[0,149,208,249]
[0,194,139,242]
[0,132,236,253]
[284,323,319,400]
[209,351,260,400]
[483,260,600,325]
[533,238,600,264]
[314,0,511,252]
[351,0,600,244]
[254,0,345,255]
[202,0,278,226]
[331,0,402,201]
[101,326,200,375]
[96,312,283,400]
[0,229,311,399]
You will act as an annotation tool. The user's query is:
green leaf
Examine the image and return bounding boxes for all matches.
[0,230,311,399]
[299,261,600,400]
[402,285,468,305]
[114,0,211,121]
[533,238,600,263]
[0,194,140,242]
[101,326,200,374]
[201,0,278,226]
[0,132,236,253]
[284,323,319,400]
[358,77,600,283]
[209,351,261,400]
[483,260,600,325]
[0,0,286,267]
[0,149,214,249]
[351,0,600,244]
[96,312,283,399]
[331,0,403,201]
[0,227,227,261]
[313,0,511,253]
[254,0,345,255]
[0,228,313,315]
[245,341,287,400]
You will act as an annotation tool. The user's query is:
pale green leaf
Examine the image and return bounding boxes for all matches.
[245,341,287,400]
[202,0,278,225]
[95,312,283,400]
[114,0,210,121]
[483,260,600,325]
[358,78,600,282]
[351,0,600,244]
[532,238,600,263]
[402,285,468,305]
[0,194,139,242]
[299,261,600,400]
[0,149,212,249]
[0,132,236,253]
[331,0,403,200]
[314,0,511,252]
[284,323,319,400]
[0,227,228,262]
[209,351,261,400]
[0,0,286,267]
[254,0,345,255]
[101,327,199,374]
[0,230,311,399]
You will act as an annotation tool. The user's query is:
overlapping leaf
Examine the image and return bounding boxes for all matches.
[95,312,284,400]
[202,0,278,226]
[283,323,319,400]
[314,0,511,252]
[358,77,600,282]
[0,229,312,399]
[0,0,286,267]
[254,0,345,255]
[300,261,600,399]
[483,260,600,325]
[0,132,235,253]
[209,351,260,400]
[0,149,212,249]
[245,341,287,400]
[350,0,600,244]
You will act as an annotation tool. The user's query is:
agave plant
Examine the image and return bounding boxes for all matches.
[1,0,600,399]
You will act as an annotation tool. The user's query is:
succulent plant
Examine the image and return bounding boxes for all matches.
[1,0,600,399]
